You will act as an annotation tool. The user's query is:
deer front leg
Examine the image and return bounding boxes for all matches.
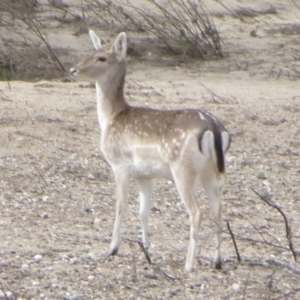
[108,167,130,256]
[137,178,153,249]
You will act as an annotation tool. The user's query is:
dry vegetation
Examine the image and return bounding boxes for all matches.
[85,0,223,58]
[0,0,225,80]
[1,0,300,80]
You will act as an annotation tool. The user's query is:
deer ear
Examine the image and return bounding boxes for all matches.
[89,30,102,50]
[113,32,127,61]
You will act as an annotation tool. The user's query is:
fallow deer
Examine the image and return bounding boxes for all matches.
[70,30,230,272]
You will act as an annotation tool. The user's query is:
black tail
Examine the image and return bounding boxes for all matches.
[214,131,225,173]
[198,130,225,174]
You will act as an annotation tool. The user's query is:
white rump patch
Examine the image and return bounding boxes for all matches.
[201,130,214,155]
[221,131,230,153]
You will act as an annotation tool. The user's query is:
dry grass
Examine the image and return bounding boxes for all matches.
[0,0,67,80]
[85,0,224,59]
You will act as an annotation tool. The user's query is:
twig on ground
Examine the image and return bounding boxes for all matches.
[251,189,298,262]
[0,281,10,300]
[291,0,300,11]
[198,81,237,104]
[124,238,178,280]
[125,238,151,264]
[241,258,300,276]
[227,220,242,262]
[232,234,290,252]
[153,265,177,281]
[32,162,48,187]
[237,211,285,247]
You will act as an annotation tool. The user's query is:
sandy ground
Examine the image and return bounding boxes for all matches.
[0,0,300,299]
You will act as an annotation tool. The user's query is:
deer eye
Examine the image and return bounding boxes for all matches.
[97,56,107,62]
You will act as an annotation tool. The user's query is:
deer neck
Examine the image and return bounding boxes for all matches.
[95,70,128,132]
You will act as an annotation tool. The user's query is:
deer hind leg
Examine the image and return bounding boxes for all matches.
[201,172,223,269]
[137,178,153,249]
[108,167,130,256]
[172,168,201,273]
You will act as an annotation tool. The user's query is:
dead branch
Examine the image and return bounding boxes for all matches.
[240,257,300,276]
[153,265,177,281]
[251,189,298,262]
[291,0,300,11]
[0,0,67,80]
[233,234,290,251]
[198,81,237,104]
[237,211,286,247]
[32,162,48,187]
[124,238,178,280]
[125,238,151,264]
[0,281,10,300]
[226,220,242,262]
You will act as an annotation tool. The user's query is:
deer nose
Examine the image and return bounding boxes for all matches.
[69,68,78,76]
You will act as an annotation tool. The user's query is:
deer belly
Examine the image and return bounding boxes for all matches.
[130,161,172,179]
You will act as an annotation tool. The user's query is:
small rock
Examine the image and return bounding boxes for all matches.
[41,212,49,219]
[69,258,80,264]
[169,288,181,296]
[34,254,43,262]
[246,198,257,204]
[81,253,95,260]
[261,260,269,267]
[144,273,158,280]
[13,203,21,209]
[36,189,44,195]
[257,172,267,179]
[151,206,161,212]
[102,237,110,243]
[94,218,101,225]
[20,193,28,201]
[64,295,82,300]
[232,283,240,292]
[250,29,257,37]
[84,207,93,213]
[87,275,95,281]
[87,174,95,180]
[34,82,54,88]
[0,291,12,299]
[0,261,8,267]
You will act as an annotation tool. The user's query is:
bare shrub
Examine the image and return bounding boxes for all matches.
[0,0,65,80]
[85,0,223,59]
